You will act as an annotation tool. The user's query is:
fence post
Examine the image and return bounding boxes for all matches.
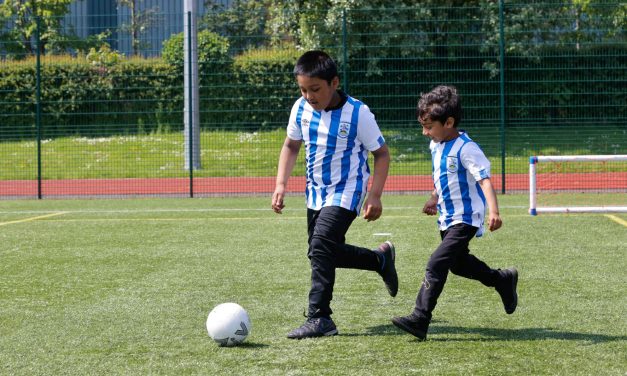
[183,0,200,197]
[184,0,200,197]
[186,10,194,197]
[342,9,349,94]
[35,16,42,199]
[498,0,506,194]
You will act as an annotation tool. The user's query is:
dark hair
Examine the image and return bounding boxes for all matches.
[417,85,462,127]
[293,50,338,83]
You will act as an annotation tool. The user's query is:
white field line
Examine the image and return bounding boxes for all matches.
[0,205,527,215]
[8,214,535,222]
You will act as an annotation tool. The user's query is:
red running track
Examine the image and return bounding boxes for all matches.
[1,173,625,197]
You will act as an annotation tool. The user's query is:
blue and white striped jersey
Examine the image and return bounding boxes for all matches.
[430,131,490,236]
[287,94,385,213]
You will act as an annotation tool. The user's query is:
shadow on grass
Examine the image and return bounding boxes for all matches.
[340,319,444,338]
[231,342,269,349]
[345,323,626,344]
[427,325,627,343]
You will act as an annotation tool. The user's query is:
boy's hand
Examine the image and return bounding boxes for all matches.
[363,195,383,222]
[271,186,285,214]
[272,137,301,214]
[487,212,502,231]
[422,195,438,216]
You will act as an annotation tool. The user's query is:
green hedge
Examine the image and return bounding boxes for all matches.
[225,46,300,129]
[0,59,182,139]
[0,45,625,140]
[0,51,298,140]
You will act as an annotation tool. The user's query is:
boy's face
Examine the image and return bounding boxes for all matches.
[296,75,339,111]
[419,116,457,143]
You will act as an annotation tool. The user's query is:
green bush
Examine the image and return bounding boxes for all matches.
[0,57,181,140]
[0,61,36,139]
[0,44,301,140]
[229,46,301,130]
[162,30,231,73]
[162,30,239,129]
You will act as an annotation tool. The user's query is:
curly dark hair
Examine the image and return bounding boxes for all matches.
[417,85,462,127]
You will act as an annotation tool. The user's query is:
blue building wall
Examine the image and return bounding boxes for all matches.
[65,0,213,56]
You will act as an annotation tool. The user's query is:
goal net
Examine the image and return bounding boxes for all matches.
[529,155,627,215]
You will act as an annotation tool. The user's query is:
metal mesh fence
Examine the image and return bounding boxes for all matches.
[1,2,625,198]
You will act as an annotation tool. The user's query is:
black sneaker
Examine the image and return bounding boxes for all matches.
[495,268,518,314]
[376,241,398,297]
[287,317,338,339]
[391,314,428,341]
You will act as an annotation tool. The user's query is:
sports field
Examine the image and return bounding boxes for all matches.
[1,194,625,375]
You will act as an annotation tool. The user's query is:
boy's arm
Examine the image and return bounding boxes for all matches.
[272,137,301,214]
[363,144,390,221]
[478,178,502,231]
[423,189,438,215]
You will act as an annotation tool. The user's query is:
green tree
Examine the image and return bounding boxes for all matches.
[116,0,161,56]
[202,0,624,73]
[203,0,486,69]
[478,0,626,76]
[202,0,274,53]
[0,0,74,56]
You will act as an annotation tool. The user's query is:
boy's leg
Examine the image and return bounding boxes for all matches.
[449,246,518,314]
[413,224,476,321]
[450,251,500,287]
[393,224,475,340]
[287,207,352,339]
[335,243,379,271]
[305,206,357,319]
[337,241,398,297]
[310,207,397,298]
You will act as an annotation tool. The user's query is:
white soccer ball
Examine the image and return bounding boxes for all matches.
[206,302,251,347]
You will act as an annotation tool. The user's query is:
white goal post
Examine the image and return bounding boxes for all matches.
[529,154,627,215]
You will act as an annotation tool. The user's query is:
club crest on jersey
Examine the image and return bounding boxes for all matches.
[446,156,458,173]
[338,122,351,138]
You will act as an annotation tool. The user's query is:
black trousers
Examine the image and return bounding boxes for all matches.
[306,206,380,318]
[413,223,500,321]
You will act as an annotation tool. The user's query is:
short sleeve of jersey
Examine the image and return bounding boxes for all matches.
[286,99,303,141]
[356,104,385,151]
[460,142,491,181]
